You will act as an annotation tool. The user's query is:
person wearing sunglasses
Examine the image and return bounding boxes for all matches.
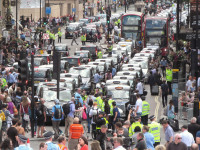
[167,133,187,150]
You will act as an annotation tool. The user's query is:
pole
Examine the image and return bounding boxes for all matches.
[40,0,42,48]
[16,0,18,54]
[125,0,126,13]
[48,0,50,18]
[195,0,199,87]
[31,54,34,138]
[188,0,190,27]
[176,0,180,51]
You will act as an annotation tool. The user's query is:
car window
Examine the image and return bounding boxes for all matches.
[107,90,129,99]
[65,58,78,64]
[34,70,46,78]
[43,89,71,101]
[69,68,90,78]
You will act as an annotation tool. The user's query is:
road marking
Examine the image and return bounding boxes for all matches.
[154,96,160,121]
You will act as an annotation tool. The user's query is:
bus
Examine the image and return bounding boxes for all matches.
[144,16,170,56]
[121,11,144,41]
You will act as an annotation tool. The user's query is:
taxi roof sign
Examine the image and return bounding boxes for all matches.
[115,87,123,90]
[172,69,179,72]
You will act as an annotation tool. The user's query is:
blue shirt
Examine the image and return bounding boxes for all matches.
[160,60,167,67]
[68,101,75,118]
[14,145,33,150]
[45,141,60,150]
[94,73,101,83]
[167,105,175,119]
[113,107,120,118]
[5,74,16,83]
[196,131,200,150]
[52,104,63,121]
[144,132,155,150]
[112,68,116,77]
[165,125,174,142]
[75,92,83,106]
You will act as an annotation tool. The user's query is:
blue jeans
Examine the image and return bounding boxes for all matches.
[136,112,142,117]
[87,114,91,132]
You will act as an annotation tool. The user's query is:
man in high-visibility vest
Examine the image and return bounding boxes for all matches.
[117,18,121,28]
[114,20,118,26]
[97,49,102,59]
[108,95,115,129]
[129,116,142,137]
[148,115,161,147]
[58,30,62,43]
[96,93,104,112]
[81,33,86,45]
[166,65,173,94]
[96,111,106,131]
[107,42,113,55]
[49,32,53,44]
[141,98,150,125]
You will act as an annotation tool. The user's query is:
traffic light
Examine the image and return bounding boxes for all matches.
[18,59,29,84]
[53,51,61,79]
[106,8,110,24]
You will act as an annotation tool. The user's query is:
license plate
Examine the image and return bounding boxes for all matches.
[34,81,40,84]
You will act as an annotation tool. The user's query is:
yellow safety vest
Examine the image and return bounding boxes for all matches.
[46,30,50,34]
[117,19,120,24]
[1,78,7,89]
[148,122,161,142]
[108,45,113,52]
[104,118,109,126]
[52,34,56,40]
[82,95,87,102]
[129,122,142,137]
[108,99,114,116]
[115,21,118,26]
[81,35,85,41]
[166,69,172,82]
[58,31,62,37]
[96,97,104,112]
[141,101,150,116]
[97,51,102,59]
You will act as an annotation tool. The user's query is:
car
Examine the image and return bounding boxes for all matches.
[38,87,72,124]
[88,61,107,74]
[54,44,70,57]
[106,79,130,86]
[79,19,89,25]
[52,78,76,93]
[102,54,121,71]
[116,71,139,78]
[61,56,84,67]
[113,75,136,89]
[60,73,82,88]
[80,65,99,74]
[33,68,53,88]
[34,54,52,64]
[65,26,79,38]
[112,47,129,57]
[88,17,96,23]
[84,28,97,42]
[106,85,135,118]
[27,58,46,68]
[69,67,95,92]
[80,45,99,60]
[134,53,152,62]
[95,59,114,71]
[74,50,92,64]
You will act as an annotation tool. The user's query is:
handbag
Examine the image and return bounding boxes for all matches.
[13,103,18,115]
[82,109,87,120]
[22,105,30,121]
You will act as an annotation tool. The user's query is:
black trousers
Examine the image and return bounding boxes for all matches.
[162,94,168,107]
[58,37,61,43]
[141,115,148,125]
[82,41,85,45]
[154,142,160,147]
[161,66,166,77]
[167,81,172,94]
[71,39,78,45]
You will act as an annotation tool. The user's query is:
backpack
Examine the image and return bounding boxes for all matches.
[0,110,6,121]
[92,108,99,123]
[62,102,72,117]
[54,106,62,119]
[36,105,43,117]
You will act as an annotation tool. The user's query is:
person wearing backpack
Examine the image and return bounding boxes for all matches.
[64,97,76,137]
[52,99,64,140]
[161,80,169,108]
[86,99,93,133]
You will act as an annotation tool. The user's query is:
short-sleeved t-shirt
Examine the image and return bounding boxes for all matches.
[186,80,193,91]
[52,104,63,121]
[113,107,120,118]
[196,131,200,150]
[135,139,147,150]
[135,99,143,113]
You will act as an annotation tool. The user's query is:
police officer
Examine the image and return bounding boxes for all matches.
[141,97,150,125]
[97,49,102,59]
[129,116,142,137]
[166,65,173,94]
[96,92,104,112]
[117,18,121,28]
[15,134,33,150]
[114,19,118,27]
[44,131,60,150]
[96,111,106,133]
[49,31,53,44]
[81,33,86,45]
[52,32,56,46]
[148,115,161,147]
[58,30,62,43]
[108,95,115,129]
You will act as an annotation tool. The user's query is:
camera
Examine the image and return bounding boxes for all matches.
[107,129,113,137]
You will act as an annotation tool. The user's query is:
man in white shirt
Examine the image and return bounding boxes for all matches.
[180,125,195,149]
[113,137,126,150]
[135,94,143,117]
[136,79,144,96]
[186,76,193,92]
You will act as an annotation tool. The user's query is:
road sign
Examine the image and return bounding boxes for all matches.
[43,33,49,39]
[72,8,76,12]
[46,7,51,14]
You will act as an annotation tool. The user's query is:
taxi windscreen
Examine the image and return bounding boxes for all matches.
[107,90,129,99]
